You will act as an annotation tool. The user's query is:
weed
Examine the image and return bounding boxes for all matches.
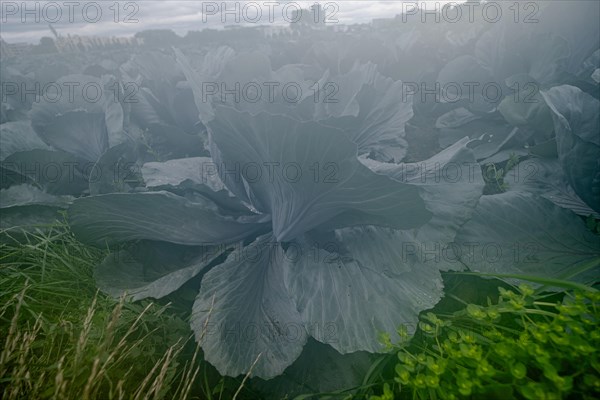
[366,278,600,400]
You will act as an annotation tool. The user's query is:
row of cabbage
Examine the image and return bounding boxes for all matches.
[0,1,598,391]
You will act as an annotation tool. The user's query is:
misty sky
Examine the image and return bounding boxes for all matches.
[1,0,465,43]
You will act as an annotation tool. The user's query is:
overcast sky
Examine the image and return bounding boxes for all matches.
[1,1,466,43]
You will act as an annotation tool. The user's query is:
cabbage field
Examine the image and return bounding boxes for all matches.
[1,1,599,399]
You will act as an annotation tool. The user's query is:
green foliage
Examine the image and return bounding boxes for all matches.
[367,282,600,400]
[483,153,520,194]
[0,224,258,400]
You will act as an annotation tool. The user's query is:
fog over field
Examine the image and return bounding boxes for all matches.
[2,1,465,43]
[1,1,599,399]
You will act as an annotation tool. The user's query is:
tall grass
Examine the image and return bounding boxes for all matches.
[0,224,254,400]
